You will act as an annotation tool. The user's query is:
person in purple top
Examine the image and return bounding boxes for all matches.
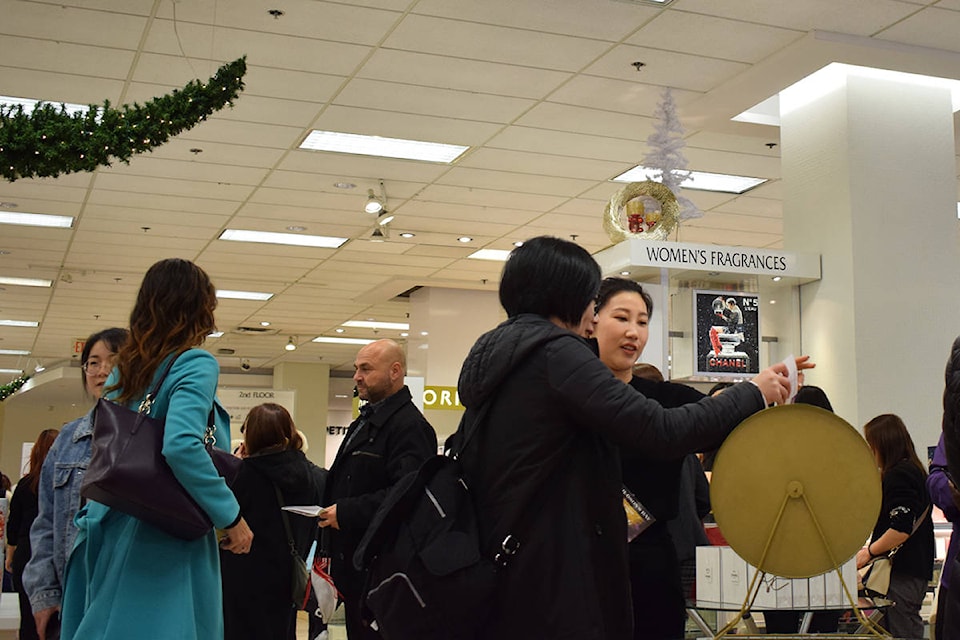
[928,434,959,640]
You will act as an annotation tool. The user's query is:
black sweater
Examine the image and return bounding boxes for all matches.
[872,459,934,581]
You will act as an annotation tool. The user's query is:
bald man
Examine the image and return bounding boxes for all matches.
[320,339,437,639]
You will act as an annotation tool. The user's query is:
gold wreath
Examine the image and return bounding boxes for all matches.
[603,180,680,243]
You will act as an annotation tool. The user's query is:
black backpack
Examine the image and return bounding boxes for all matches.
[352,402,524,640]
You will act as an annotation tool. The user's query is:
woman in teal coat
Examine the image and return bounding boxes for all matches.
[61,258,254,640]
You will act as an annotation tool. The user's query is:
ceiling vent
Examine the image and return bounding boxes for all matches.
[231,326,281,336]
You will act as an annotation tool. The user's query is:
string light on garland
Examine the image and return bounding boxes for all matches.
[0,56,247,182]
[0,375,29,402]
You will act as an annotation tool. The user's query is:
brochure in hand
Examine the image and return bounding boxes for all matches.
[622,486,655,542]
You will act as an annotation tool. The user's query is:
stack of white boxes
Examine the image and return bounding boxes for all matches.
[695,546,858,608]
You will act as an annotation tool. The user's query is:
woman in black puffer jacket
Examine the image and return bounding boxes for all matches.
[455,236,812,640]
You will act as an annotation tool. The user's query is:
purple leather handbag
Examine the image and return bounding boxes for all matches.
[81,352,240,540]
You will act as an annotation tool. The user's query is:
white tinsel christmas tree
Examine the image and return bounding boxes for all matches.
[641,88,703,221]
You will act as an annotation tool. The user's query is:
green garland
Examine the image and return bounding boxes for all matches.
[0,56,247,182]
[0,375,29,402]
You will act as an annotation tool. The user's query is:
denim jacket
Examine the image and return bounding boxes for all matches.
[22,409,93,613]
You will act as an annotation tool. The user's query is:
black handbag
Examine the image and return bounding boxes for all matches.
[81,352,240,540]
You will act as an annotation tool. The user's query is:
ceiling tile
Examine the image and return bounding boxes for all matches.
[358,50,571,99]
[382,14,612,71]
[627,11,802,64]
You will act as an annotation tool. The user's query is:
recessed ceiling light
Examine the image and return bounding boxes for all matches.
[0,320,39,327]
[333,182,356,189]
[342,320,410,331]
[312,336,375,345]
[216,290,274,301]
[400,332,409,337]
[612,166,766,194]
[0,276,52,287]
[0,369,24,375]
[420,331,429,336]
[769,300,777,305]
[513,241,524,247]
[457,236,473,243]
[260,321,271,327]
[286,225,307,232]
[208,331,224,338]
[219,229,347,249]
[468,249,511,261]
[300,130,469,163]
[335,328,345,333]
[0,349,29,355]
[620,271,630,276]
[0,212,74,228]
[399,232,415,238]
[335,394,350,398]
[772,276,782,282]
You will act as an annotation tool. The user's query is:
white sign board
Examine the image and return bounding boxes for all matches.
[218,388,297,436]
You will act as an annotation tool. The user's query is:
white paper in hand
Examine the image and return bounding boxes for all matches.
[282,505,325,517]
[781,354,798,403]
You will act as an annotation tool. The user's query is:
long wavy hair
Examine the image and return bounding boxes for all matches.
[863,413,927,478]
[109,258,217,405]
[25,429,59,492]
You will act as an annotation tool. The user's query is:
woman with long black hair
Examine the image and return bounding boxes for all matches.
[857,413,934,639]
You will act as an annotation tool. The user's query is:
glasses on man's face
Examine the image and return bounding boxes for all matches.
[81,359,114,375]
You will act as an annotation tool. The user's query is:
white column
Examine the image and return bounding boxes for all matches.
[781,68,960,446]
[407,287,503,438]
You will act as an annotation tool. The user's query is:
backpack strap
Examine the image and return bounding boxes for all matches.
[451,396,563,568]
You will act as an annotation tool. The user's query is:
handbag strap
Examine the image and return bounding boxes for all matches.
[272,482,299,559]
[887,503,931,558]
[137,350,187,415]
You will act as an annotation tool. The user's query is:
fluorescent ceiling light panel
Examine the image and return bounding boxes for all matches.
[0,95,92,117]
[0,369,24,375]
[0,276,53,287]
[0,320,39,327]
[208,331,224,338]
[0,349,29,355]
[219,229,347,249]
[312,336,376,346]
[342,320,410,331]
[300,130,468,163]
[612,167,766,194]
[468,249,512,262]
[736,63,960,127]
[0,212,74,228]
[216,290,274,301]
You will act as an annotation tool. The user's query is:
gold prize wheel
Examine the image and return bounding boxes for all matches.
[711,404,881,579]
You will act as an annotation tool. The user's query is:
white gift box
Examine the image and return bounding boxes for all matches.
[696,546,857,610]
[696,546,723,603]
